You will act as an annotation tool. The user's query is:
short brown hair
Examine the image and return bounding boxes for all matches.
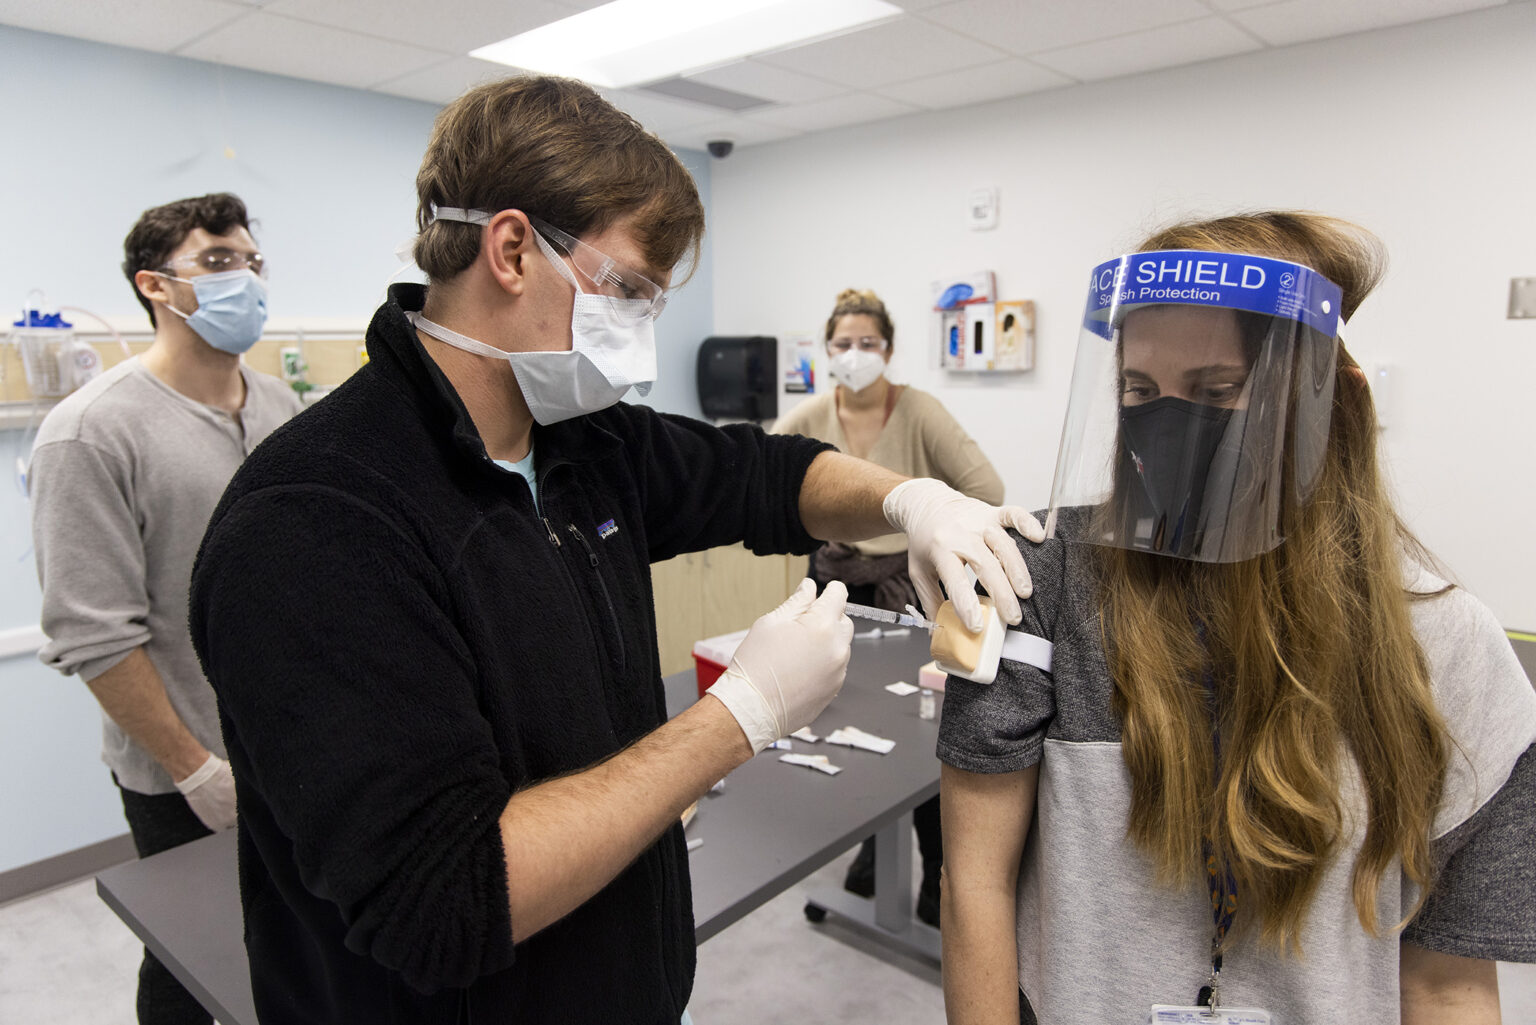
[824,288,895,351]
[122,193,254,327]
[414,76,705,284]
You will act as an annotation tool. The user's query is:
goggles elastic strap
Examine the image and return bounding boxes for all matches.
[432,206,492,226]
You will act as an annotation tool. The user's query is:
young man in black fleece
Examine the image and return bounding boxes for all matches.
[189,75,1043,1024]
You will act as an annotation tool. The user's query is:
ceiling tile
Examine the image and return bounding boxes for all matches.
[873,56,1072,108]
[175,11,449,89]
[685,59,850,105]
[600,88,729,136]
[917,0,1212,55]
[371,56,518,105]
[889,0,964,9]
[754,14,1009,89]
[261,0,572,55]
[0,0,250,53]
[666,116,804,152]
[744,91,922,134]
[1029,15,1262,81]
[1230,0,1505,46]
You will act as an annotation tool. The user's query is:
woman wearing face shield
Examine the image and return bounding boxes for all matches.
[938,212,1535,1025]
[774,288,1007,926]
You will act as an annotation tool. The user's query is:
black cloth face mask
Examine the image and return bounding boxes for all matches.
[1118,396,1235,557]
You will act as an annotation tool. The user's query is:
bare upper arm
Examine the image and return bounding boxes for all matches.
[941,762,1039,891]
[1399,941,1501,1025]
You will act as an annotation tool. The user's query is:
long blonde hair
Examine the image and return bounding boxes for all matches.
[1103,212,1449,951]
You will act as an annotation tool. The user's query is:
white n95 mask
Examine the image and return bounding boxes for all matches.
[528,227,658,408]
[829,348,886,393]
[420,207,659,424]
[407,311,652,426]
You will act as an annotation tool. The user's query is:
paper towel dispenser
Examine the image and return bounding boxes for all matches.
[696,336,777,421]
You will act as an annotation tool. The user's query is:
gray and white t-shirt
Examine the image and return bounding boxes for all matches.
[938,513,1536,1025]
[31,356,303,794]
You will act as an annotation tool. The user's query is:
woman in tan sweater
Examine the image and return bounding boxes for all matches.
[773,287,1006,925]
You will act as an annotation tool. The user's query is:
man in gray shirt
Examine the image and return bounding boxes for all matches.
[29,193,301,1025]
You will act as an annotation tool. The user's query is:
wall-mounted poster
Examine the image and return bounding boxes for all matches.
[783,334,816,393]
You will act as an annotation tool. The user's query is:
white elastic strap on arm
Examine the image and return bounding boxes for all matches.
[1001,630,1053,674]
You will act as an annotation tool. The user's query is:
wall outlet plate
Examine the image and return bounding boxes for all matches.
[1510,277,1536,319]
[967,187,998,230]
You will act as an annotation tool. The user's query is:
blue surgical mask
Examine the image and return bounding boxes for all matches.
[160,269,269,354]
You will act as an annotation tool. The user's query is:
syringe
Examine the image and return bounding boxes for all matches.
[843,602,933,631]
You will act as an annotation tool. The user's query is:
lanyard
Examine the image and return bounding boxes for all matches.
[1197,660,1238,1011]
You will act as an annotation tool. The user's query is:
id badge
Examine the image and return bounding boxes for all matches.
[1147,1006,1272,1025]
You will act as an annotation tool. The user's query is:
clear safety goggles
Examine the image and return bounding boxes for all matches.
[527,216,668,324]
[159,247,267,278]
[827,334,889,355]
[429,207,668,324]
[1045,249,1343,563]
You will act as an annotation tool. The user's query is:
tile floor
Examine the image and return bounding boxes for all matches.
[2,846,1533,1024]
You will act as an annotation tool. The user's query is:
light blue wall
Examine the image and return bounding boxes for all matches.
[0,24,713,875]
[2,28,436,322]
[637,146,712,423]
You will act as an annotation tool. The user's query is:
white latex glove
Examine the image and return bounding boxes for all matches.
[882,478,1045,632]
[708,579,854,754]
[174,753,238,832]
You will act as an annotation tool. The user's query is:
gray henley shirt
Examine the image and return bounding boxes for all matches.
[31,356,302,794]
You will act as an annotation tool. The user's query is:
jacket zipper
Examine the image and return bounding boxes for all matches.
[537,491,614,694]
[567,523,626,670]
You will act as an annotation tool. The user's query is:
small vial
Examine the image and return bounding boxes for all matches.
[918,688,937,721]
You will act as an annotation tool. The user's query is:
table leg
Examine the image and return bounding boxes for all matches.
[802,811,941,963]
[873,806,913,931]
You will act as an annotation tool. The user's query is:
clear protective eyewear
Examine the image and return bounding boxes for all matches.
[827,335,889,355]
[159,247,267,279]
[527,216,668,324]
[1045,249,1343,563]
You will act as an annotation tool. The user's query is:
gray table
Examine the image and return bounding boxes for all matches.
[97,630,942,1025]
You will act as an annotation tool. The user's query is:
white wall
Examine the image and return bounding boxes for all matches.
[0,24,713,875]
[711,2,1536,630]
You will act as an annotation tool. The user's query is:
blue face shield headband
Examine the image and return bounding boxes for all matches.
[1081,250,1343,341]
[1047,249,1345,563]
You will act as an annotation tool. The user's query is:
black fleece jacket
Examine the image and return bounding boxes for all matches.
[189,284,831,1024]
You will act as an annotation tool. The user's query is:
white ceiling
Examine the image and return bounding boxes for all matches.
[0,0,1519,151]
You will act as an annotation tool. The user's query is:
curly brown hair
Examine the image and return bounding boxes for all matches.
[121,193,253,327]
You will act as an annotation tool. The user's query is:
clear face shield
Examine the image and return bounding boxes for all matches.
[1045,250,1344,563]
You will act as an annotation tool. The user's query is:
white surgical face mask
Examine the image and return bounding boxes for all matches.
[829,348,886,393]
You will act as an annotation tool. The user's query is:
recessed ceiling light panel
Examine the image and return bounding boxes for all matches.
[470,0,902,88]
